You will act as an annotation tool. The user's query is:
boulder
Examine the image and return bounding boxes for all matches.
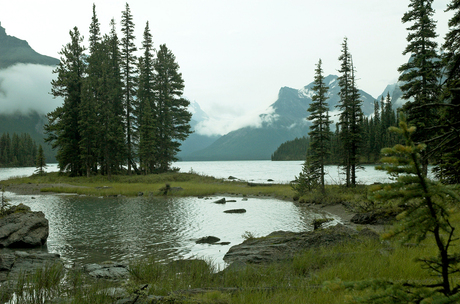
[84,262,130,280]
[224,209,246,214]
[0,251,61,281]
[223,224,379,266]
[0,207,49,248]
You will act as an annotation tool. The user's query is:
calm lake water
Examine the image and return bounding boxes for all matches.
[0,160,389,268]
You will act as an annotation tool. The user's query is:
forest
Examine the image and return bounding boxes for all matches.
[44,3,192,178]
[0,132,38,167]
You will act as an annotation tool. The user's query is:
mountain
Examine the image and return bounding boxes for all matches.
[182,75,376,161]
[176,101,220,160]
[0,22,59,69]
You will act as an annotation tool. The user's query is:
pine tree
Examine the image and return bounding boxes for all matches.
[35,144,46,175]
[433,0,460,183]
[302,59,332,193]
[398,0,441,176]
[79,4,102,177]
[153,44,192,172]
[137,21,156,174]
[120,3,138,175]
[45,27,86,176]
[337,38,363,187]
[102,19,126,178]
[355,114,460,302]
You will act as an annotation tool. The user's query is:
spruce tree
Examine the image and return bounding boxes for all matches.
[45,27,86,176]
[303,58,332,193]
[398,0,441,176]
[433,0,460,183]
[153,44,192,172]
[337,38,363,187]
[104,19,126,177]
[120,3,138,175]
[35,144,46,175]
[137,21,156,174]
[79,4,102,177]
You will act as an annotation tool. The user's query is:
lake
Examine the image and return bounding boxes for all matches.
[0,160,389,269]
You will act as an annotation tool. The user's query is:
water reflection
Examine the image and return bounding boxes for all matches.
[4,193,340,268]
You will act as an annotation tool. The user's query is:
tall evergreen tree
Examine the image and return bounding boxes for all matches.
[99,19,126,178]
[304,59,332,193]
[137,21,157,174]
[79,4,101,177]
[153,44,192,172]
[120,3,138,175]
[398,0,441,176]
[337,38,363,187]
[433,0,460,183]
[45,27,86,176]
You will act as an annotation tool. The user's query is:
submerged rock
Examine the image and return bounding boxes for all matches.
[0,204,49,248]
[213,198,226,204]
[196,236,220,244]
[224,209,246,214]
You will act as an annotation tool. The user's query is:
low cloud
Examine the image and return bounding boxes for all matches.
[0,64,62,115]
[194,106,277,136]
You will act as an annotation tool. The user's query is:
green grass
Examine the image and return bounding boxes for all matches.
[3,235,451,304]
[0,171,296,199]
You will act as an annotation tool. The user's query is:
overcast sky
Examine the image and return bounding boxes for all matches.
[0,0,454,135]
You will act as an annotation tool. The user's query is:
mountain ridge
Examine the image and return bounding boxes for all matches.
[0,22,59,69]
[181,75,380,161]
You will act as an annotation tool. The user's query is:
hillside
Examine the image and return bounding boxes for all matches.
[0,23,59,69]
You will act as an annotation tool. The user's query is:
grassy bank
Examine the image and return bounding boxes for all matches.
[0,172,297,199]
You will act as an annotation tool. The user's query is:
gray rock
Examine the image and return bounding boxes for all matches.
[0,208,49,248]
[223,224,378,266]
[0,251,62,281]
[224,209,246,214]
[84,262,130,280]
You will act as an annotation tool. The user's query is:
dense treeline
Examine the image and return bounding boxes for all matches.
[272,94,400,164]
[271,137,310,161]
[45,4,191,177]
[0,133,37,167]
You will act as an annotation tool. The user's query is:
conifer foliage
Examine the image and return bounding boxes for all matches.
[354,115,460,303]
[337,38,363,187]
[44,3,192,176]
[295,59,332,194]
[398,0,441,176]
